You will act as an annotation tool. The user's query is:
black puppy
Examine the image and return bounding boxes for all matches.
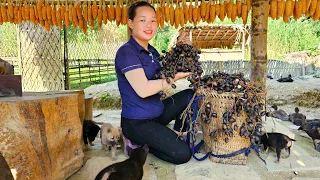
[260,132,296,163]
[83,120,100,148]
[277,74,294,82]
[95,144,149,180]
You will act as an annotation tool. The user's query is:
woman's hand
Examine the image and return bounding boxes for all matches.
[173,72,192,82]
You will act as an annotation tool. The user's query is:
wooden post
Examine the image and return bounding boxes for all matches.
[250,0,269,88]
[84,95,93,120]
[63,25,71,90]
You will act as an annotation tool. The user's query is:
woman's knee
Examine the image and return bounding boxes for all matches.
[170,147,192,165]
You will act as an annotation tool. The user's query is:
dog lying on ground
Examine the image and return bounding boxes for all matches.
[100,123,122,161]
[83,120,101,149]
[95,144,149,180]
[260,132,296,163]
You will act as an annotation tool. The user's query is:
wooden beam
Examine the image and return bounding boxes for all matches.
[250,0,268,88]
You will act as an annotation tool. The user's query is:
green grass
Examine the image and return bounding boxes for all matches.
[70,74,117,90]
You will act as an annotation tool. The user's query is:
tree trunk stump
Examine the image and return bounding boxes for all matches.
[0,91,85,180]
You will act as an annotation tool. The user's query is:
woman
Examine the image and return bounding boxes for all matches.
[115,1,193,165]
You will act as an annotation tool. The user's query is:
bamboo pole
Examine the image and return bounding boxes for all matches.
[250,0,268,88]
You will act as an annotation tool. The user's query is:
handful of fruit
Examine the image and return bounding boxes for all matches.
[155,43,203,98]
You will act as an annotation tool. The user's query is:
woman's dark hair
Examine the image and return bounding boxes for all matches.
[128,1,155,20]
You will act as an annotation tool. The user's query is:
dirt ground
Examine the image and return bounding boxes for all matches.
[79,75,320,180]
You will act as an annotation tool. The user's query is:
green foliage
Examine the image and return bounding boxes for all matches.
[94,92,122,109]
[267,16,320,59]
[0,23,18,57]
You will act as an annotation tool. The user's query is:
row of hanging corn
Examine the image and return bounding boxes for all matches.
[0,0,319,33]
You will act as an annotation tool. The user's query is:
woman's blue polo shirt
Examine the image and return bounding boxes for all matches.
[115,36,164,119]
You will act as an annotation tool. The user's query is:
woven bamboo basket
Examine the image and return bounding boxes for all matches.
[196,89,264,165]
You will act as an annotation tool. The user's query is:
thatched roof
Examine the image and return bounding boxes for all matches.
[176,25,250,49]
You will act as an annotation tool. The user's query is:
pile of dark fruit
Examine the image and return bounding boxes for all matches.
[189,71,263,94]
[155,43,203,98]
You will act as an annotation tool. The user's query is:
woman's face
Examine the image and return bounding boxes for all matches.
[128,6,158,43]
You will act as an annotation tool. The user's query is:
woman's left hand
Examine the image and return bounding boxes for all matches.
[173,72,192,82]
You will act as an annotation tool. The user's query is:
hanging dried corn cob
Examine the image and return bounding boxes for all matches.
[180,2,185,27]
[88,0,92,24]
[241,1,248,24]
[30,2,36,24]
[226,0,232,19]
[291,0,296,16]
[37,0,44,20]
[156,0,161,27]
[169,0,174,26]
[188,0,193,23]
[309,0,317,15]
[60,1,65,19]
[7,0,13,19]
[25,0,30,21]
[98,0,103,26]
[121,0,127,25]
[41,0,47,21]
[306,0,312,10]
[197,1,201,22]
[84,1,88,22]
[46,0,52,21]
[284,0,292,16]
[17,2,22,23]
[236,0,241,17]
[71,1,78,27]
[109,0,115,21]
[57,0,62,28]
[231,1,237,22]
[270,0,277,19]
[215,0,220,17]
[247,0,251,11]
[115,0,121,25]
[165,0,170,22]
[175,0,180,28]
[277,0,285,18]
[204,0,210,21]
[301,0,307,14]
[312,0,320,19]
[193,0,198,24]
[183,0,189,23]
[200,0,206,18]
[13,1,19,24]
[294,0,302,20]
[219,0,225,21]
[208,0,216,23]
[51,1,57,26]
[103,0,108,24]
[64,0,70,27]
[92,0,98,20]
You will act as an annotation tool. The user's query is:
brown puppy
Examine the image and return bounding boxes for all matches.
[100,123,122,160]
